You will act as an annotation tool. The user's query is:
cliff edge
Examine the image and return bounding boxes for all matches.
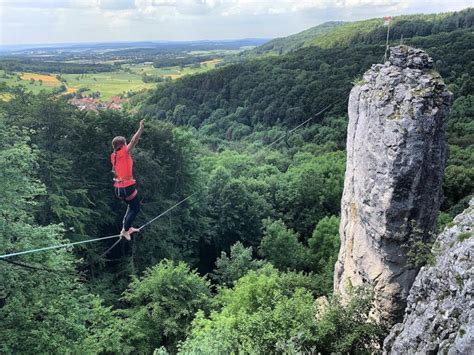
[384,199,473,354]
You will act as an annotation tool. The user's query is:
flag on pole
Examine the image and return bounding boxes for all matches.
[384,16,393,26]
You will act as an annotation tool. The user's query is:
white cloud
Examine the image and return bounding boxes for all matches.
[98,0,136,9]
[0,0,472,44]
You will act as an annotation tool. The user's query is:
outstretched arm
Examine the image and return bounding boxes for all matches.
[127,119,145,152]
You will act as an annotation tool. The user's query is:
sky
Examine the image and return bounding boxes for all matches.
[0,0,472,45]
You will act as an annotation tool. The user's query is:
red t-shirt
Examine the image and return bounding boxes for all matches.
[111,145,136,188]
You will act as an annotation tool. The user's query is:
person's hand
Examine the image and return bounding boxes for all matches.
[139,119,145,129]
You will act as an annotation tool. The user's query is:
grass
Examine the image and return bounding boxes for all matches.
[0,70,61,95]
[61,72,156,100]
[124,60,222,79]
[0,58,223,101]
[0,92,13,101]
[188,49,243,55]
[457,232,472,242]
[125,64,180,77]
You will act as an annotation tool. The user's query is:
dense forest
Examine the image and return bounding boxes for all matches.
[251,9,474,54]
[0,59,115,74]
[152,54,216,68]
[1,9,473,354]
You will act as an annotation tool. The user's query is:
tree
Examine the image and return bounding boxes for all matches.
[180,266,383,354]
[121,260,212,353]
[308,216,341,294]
[207,167,268,253]
[0,121,124,354]
[211,241,266,286]
[276,151,345,238]
[308,215,340,272]
[259,219,309,271]
[179,265,317,354]
[312,286,384,353]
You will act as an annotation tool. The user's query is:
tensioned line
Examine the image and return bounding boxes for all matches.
[0,99,339,260]
[0,194,196,259]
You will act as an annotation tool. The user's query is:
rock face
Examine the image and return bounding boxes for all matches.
[384,199,474,354]
[334,46,452,324]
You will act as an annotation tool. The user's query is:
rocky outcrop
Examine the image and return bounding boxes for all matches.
[334,46,452,324]
[384,199,473,354]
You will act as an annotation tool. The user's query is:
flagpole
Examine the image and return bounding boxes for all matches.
[384,18,391,62]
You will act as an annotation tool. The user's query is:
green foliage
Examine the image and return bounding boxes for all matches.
[307,216,341,294]
[437,211,452,232]
[206,166,271,253]
[211,241,266,286]
[458,232,472,242]
[446,96,474,146]
[142,44,381,138]
[443,162,474,211]
[252,9,473,54]
[259,219,309,271]
[278,270,331,299]
[308,216,340,271]
[276,151,345,237]
[310,286,384,353]
[180,266,382,354]
[0,58,114,73]
[0,9,471,352]
[455,274,464,287]
[401,221,438,268]
[179,265,318,354]
[254,21,344,54]
[0,121,125,354]
[309,18,383,48]
[0,93,208,280]
[122,260,212,353]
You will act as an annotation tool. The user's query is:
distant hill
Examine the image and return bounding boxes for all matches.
[141,7,473,145]
[0,39,270,55]
[253,21,344,54]
[252,8,474,55]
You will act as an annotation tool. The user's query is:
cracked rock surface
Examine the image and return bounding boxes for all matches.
[384,199,473,354]
[334,45,452,325]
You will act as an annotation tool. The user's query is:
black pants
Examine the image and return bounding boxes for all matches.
[115,184,140,231]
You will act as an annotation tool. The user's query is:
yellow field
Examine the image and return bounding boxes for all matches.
[21,73,61,87]
[0,93,13,101]
[201,59,222,66]
[166,73,183,79]
[2,57,223,100]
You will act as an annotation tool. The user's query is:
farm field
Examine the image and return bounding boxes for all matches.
[0,70,61,94]
[21,72,61,86]
[187,49,245,55]
[0,92,13,101]
[61,71,156,100]
[124,59,222,78]
[0,58,222,100]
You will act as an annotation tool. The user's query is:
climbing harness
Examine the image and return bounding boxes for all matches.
[114,186,138,201]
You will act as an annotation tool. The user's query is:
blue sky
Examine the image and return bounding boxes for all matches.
[0,0,471,45]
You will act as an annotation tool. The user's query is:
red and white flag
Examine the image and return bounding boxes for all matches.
[384,16,393,26]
